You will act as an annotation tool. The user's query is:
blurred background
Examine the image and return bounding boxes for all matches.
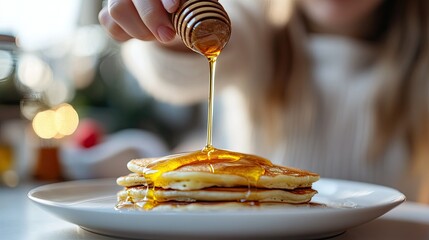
[0,0,202,186]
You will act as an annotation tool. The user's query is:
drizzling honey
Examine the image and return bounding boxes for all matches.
[144,148,272,185]
[118,0,273,210]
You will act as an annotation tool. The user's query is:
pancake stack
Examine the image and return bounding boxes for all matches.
[116,155,320,211]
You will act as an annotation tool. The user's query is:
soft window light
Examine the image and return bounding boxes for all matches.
[0,0,80,51]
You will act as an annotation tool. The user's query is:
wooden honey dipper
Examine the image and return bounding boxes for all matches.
[172,0,231,57]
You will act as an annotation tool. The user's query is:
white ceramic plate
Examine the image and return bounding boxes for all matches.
[28,178,405,239]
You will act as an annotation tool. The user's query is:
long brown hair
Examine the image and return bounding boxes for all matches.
[264,0,429,178]
[258,1,314,148]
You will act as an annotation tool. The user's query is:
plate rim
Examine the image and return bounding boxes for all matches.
[27,178,406,239]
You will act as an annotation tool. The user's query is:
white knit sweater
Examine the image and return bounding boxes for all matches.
[121,0,422,200]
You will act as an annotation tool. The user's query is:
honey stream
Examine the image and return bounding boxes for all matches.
[120,31,273,210]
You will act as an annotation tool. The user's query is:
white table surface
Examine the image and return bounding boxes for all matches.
[1,183,429,240]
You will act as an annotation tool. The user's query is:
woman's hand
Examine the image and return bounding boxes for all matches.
[98,0,180,43]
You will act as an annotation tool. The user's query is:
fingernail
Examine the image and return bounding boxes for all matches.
[162,0,178,13]
[157,26,176,43]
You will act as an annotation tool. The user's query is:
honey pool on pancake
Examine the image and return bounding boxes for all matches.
[117,28,275,211]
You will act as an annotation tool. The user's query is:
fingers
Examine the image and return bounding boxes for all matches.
[132,0,176,43]
[108,0,156,41]
[99,0,179,43]
[99,7,132,42]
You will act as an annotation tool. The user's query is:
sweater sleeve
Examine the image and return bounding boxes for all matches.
[120,0,270,105]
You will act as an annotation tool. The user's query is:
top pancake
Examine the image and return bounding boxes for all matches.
[119,158,319,190]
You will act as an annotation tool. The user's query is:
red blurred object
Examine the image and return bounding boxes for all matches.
[73,119,104,148]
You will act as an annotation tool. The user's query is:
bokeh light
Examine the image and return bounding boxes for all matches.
[32,103,79,139]
[32,109,57,139]
[55,104,79,136]
[17,54,53,92]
